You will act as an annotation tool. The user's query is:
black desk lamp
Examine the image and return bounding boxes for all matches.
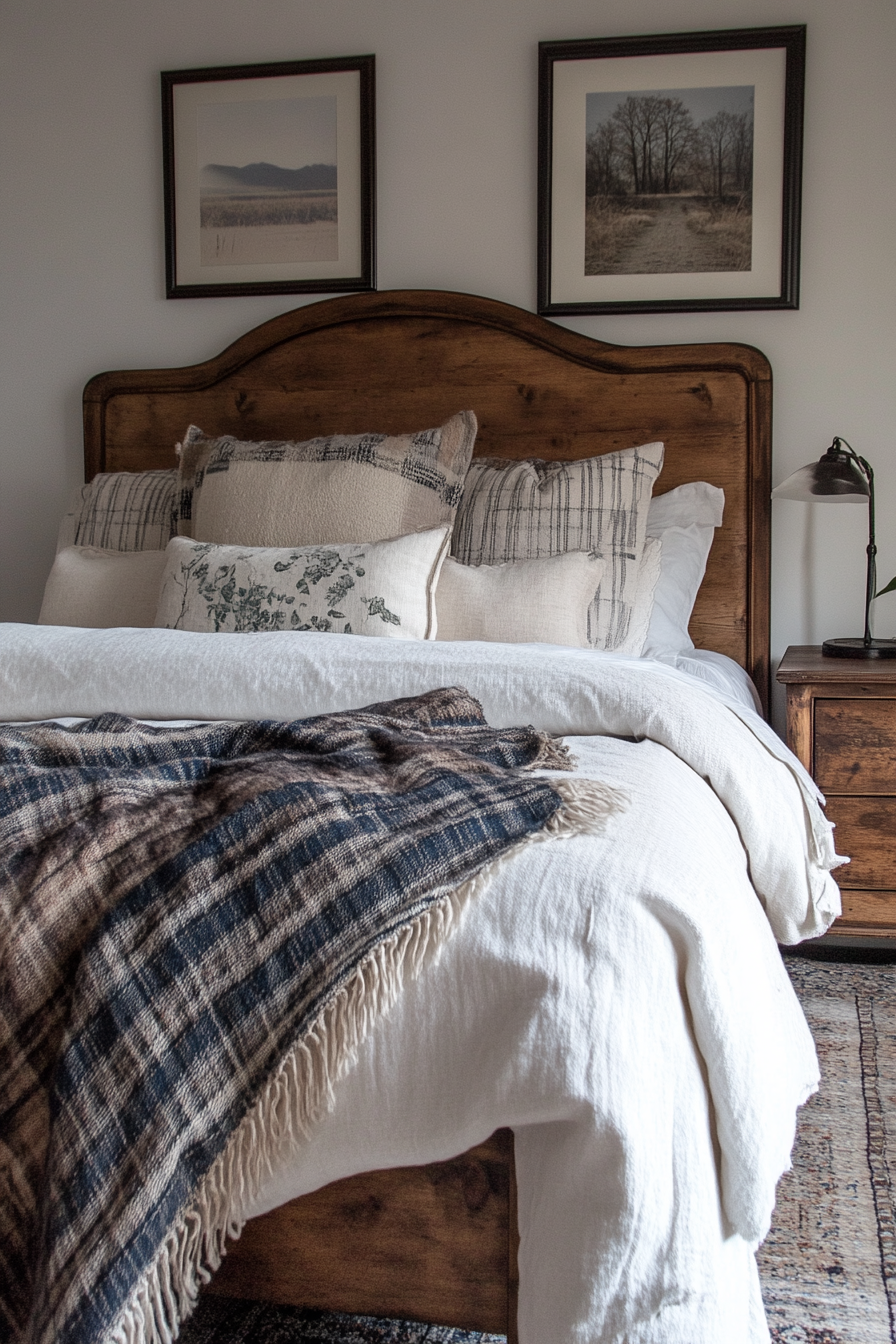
[772,437,896,659]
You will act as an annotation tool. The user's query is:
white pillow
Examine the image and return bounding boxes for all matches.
[154,529,450,640]
[644,483,724,655]
[435,553,604,647]
[39,547,168,628]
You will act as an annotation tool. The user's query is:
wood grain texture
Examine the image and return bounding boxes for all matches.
[784,683,814,774]
[205,1130,518,1339]
[815,699,896,794]
[82,289,772,712]
[822,797,896,890]
[778,648,896,938]
[829,888,896,935]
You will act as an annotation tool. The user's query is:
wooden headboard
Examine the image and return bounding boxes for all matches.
[83,289,772,712]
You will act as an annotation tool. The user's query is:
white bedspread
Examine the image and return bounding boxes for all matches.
[0,624,844,1343]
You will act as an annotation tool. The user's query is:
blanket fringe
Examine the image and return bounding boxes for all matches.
[107,776,626,1344]
[528,733,574,773]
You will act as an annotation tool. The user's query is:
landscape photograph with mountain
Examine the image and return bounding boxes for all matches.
[198,94,338,266]
[584,85,754,276]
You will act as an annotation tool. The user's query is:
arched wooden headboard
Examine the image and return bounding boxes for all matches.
[83,289,771,711]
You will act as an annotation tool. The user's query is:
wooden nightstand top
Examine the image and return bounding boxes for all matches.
[777,645,896,686]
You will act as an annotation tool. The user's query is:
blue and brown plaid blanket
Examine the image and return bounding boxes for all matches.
[0,687,581,1344]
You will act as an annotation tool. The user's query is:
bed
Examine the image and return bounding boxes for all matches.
[0,290,842,1344]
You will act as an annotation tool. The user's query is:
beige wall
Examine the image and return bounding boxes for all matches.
[2,0,895,720]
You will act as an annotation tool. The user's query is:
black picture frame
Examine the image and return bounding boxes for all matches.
[537,26,805,315]
[162,56,375,299]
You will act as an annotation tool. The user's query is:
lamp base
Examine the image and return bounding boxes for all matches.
[822,637,896,659]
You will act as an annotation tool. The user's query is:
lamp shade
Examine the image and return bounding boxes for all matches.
[772,447,870,502]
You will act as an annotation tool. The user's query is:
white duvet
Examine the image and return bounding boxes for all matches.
[0,625,844,1344]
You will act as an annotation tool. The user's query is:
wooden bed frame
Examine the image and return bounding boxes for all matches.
[82,289,772,1339]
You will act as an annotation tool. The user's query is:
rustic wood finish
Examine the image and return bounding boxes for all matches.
[814,699,896,794]
[777,645,896,940]
[838,890,896,933]
[823,798,896,888]
[207,1129,519,1337]
[81,289,774,1332]
[83,289,772,711]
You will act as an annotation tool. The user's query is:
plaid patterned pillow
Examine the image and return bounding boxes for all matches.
[56,470,177,553]
[452,442,664,651]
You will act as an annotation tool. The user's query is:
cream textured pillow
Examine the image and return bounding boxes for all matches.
[176,412,478,546]
[435,553,604,647]
[452,443,664,652]
[154,529,451,639]
[39,547,168,628]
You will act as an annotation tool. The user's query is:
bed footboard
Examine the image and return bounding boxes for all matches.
[205,1128,519,1341]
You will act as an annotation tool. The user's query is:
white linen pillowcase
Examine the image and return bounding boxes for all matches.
[154,529,451,640]
[435,552,605,647]
[39,547,168,628]
[644,482,724,655]
[452,442,665,654]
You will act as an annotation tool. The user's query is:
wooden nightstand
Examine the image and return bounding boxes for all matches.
[777,646,896,939]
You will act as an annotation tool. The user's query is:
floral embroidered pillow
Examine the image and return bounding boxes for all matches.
[154,528,451,640]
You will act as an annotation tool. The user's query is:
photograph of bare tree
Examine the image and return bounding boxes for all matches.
[538,27,805,315]
[585,86,754,275]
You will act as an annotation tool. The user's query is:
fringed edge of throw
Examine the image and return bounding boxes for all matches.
[106,775,625,1344]
[528,732,574,773]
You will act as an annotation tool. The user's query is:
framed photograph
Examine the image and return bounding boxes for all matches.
[162,56,375,299]
[537,26,805,315]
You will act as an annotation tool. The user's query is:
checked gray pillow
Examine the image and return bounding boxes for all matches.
[452,442,664,651]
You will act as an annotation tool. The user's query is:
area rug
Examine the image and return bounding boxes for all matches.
[181,956,896,1343]
[758,955,896,1344]
[179,1298,502,1343]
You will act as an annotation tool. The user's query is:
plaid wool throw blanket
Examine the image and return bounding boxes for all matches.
[0,686,621,1344]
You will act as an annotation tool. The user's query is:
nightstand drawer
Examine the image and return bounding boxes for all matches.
[824,796,896,888]
[778,647,896,940]
[814,698,896,792]
[836,888,896,933]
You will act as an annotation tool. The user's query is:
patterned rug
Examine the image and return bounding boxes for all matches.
[180,1298,503,1343]
[181,955,896,1343]
[758,954,896,1344]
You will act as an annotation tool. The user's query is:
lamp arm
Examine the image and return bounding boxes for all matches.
[832,437,876,645]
